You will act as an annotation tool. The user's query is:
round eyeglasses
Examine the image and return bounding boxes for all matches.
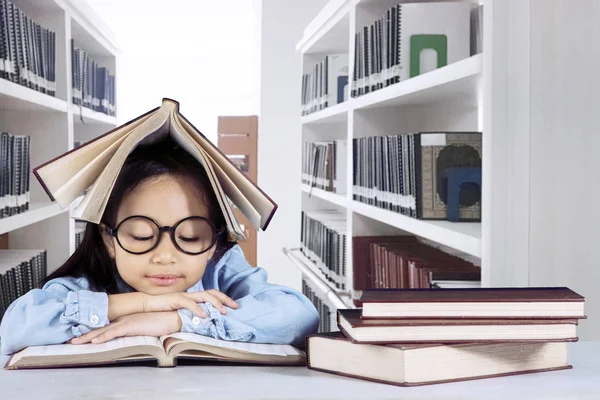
[105,215,220,255]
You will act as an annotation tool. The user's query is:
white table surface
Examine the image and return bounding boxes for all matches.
[1,342,598,400]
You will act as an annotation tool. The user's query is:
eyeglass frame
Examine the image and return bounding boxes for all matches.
[104,215,222,255]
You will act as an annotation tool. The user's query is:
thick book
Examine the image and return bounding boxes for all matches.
[32,98,277,240]
[4,332,305,370]
[337,309,579,344]
[360,287,586,319]
[306,332,571,387]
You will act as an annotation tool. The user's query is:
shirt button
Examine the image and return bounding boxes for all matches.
[90,315,99,325]
[191,317,201,326]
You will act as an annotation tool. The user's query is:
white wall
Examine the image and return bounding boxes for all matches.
[86,0,260,142]
[257,0,326,290]
[527,0,600,340]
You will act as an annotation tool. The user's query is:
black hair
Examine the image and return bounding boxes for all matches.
[45,137,236,293]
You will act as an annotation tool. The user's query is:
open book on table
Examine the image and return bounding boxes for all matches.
[4,332,305,370]
[32,98,277,240]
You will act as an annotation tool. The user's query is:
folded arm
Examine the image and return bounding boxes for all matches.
[0,278,110,355]
[178,255,319,347]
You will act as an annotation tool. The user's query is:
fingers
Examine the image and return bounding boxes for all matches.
[180,297,208,318]
[205,289,240,310]
[186,291,227,315]
[71,324,114,344]
[88,325,126,344]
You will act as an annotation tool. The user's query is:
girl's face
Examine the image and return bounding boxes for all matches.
[104,173,216,295]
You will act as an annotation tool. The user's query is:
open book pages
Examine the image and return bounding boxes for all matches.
[307,332,571,387]
[32,98,277,240]
[5,333,306,370]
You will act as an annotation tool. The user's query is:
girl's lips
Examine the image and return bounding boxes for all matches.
[147,275,182,286]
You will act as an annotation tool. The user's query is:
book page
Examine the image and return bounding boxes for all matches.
[168,113,245,239]
[35,111,154,206]
[177,115,276,228]
[10,336,162,365]
[162,333,304,357]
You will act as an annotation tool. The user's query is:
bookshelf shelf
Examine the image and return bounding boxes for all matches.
[282,247,355,310]
[300,184,348,208]
[351,54,482,110]
[72,104,118,126]
[295,0,350,54]
[301,101,349,125]
[0,202,66,236]
[0,79,68,113]
[351,201,481,257]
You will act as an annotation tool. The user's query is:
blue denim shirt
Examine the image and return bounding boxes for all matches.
[0,245,319,354]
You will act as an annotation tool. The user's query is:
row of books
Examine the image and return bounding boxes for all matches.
[352,235,480,292]
[301,54,348,116]
[0,131,30,219]
[0,249,47,319]
[302,140,347,194]
[74,221,86,249]
[307,287,586,387]
[300,210,347,291]
[470,4,483,55]
[301,278,333,333]
[353,132,482,221]
[72,40,116,116]
[0,0,56,96]
[351,2,470,98]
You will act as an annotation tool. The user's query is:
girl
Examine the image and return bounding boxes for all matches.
[0,138,319,355]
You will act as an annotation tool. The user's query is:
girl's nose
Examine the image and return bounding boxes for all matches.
[151,232,177,264]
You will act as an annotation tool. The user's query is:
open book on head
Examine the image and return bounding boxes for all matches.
[32,98,277,240]
[4,332,306,370]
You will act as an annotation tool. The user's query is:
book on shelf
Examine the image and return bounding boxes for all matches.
[0,0,56,96]
[353,132,482,221]
[0,131,30,219]
[470,4,483,55]
[0,249,47,320]
[32,98,277,241]
[302,140,347,194]
[300,209,347,291]
[337,309,579,344]
[360,287,586,319]
[4,331,305,370]
[352,235,480,293]
[351,2,470,97]
[71,40,116,117]
[306,331,571,387]
[302,278,335,333]
[302,53,348,116]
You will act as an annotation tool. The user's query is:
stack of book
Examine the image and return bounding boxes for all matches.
[0,131,30,219]
[0,0,57,96]
[307,287,586,387]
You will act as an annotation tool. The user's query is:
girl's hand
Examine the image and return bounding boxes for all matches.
[71,311,182,344]
[143,290,240,318]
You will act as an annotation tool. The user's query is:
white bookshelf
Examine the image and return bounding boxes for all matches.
[291,0,484,313]
[0,0,119,275]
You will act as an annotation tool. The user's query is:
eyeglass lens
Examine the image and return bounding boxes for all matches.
[117,217,215,254]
